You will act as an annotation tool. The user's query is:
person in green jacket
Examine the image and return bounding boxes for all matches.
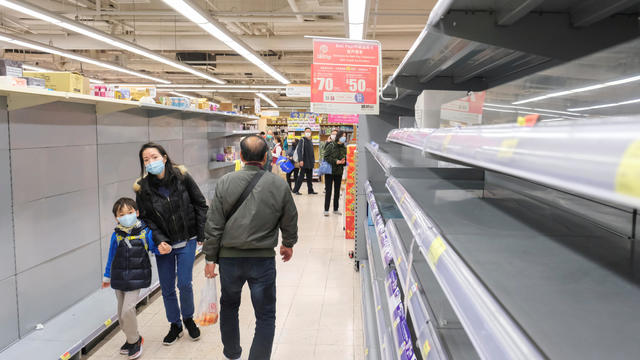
[323,130,348,216]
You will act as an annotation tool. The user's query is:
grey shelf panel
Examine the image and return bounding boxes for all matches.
[388,176,640,360]
[366,142,440,178]
[0,245,204,360]
[360,260,382,360]
[208,162,236,171]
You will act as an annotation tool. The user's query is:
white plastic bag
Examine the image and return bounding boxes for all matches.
[195,277,219,326]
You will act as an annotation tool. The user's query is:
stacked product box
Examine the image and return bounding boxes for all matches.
[387,270,418,360]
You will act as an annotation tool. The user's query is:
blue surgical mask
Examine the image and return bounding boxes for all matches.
[266,135,273,140]
[118,213,138,228]
[339,136,347,143]
[146,160,165,175]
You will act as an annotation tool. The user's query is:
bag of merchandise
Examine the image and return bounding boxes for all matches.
[277,155,294,173]
[195,278,218,326]
[318,160,332,175]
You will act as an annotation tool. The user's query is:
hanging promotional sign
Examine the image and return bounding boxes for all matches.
[285,85,311,98]
[311,38,380,115]
[440,91,486,125]
[328,114,360,124]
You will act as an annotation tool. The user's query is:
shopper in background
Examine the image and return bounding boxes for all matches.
[271,136,283,173]
[203,135,298,360]
[318,129,338,190]
[259,131,265,138]
[291,127,317,195]
[102,197,157,359]
[134,143,208,346]
[323,131,348,216]
[266,130,275,150]
[282,131,289,152]
[286,138,300,190]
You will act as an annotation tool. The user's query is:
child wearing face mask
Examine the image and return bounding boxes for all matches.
[102,197,158,359]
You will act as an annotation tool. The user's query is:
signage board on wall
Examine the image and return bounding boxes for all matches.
[311,38,380,115]
[286,85,311,97]
[440,91,486,125]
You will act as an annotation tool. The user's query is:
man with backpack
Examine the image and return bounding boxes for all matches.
[291,127,317,195]
[203,135,298,360]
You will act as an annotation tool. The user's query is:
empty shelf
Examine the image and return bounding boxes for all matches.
[389,117,640,210]
[208,162,236,171]
[386,219,480,360]
[387,129,433,150]
[366,142,440,178]
[361,260,382,360]
[386,175,640,360]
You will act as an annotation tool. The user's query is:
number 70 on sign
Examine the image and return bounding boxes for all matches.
[315,77,367,92]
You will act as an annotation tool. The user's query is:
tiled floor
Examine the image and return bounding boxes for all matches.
[86,187,363,359]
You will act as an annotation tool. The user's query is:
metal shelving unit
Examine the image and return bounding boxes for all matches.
[207,129,260,139]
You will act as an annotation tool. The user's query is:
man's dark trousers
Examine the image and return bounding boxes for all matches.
[292,168,314,193]
[219,257,276,360]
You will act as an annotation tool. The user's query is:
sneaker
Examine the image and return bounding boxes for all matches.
[162,323,183,346]
[128,336,143,359]
[333,211,342,215]
[120,342,132,355]
[183,317,201,341]
[324,211,329,216]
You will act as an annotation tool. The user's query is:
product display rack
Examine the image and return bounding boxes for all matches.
[207,129,260,139]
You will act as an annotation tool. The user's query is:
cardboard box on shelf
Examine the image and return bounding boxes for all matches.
[220,103,234,112]
[0,60,23,77]
[23,71,90,94]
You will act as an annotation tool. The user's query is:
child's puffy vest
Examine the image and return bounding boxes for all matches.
[110,226,152,291]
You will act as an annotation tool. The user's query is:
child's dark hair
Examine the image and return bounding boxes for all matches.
[112,197,138,217]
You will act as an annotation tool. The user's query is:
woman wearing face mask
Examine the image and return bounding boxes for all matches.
[134,143,208,346]
[322,131,348,216]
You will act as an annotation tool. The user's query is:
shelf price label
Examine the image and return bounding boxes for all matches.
[311,38,380,115]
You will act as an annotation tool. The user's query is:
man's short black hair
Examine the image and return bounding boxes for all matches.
[305,127,311,131]
[259,131,265,136]
[240,135,269,162]
[112,197,137,217]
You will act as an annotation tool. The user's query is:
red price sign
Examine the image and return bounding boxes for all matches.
[311,39,380,115]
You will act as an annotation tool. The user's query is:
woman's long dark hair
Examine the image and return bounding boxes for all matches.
[335,130,346,143]
[138,142,181,180]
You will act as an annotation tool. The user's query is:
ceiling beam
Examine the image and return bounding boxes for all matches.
[15,34,415,51]
[571,0,640,27]
[496,0,544,26]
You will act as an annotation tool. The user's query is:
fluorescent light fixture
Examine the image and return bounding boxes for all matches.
[567,98,640,111]
[157,84,287,89]
[0,0,223,84]
[347,0,366,40]
[482,107,582,120]
[89,78,104,84]
[484,103,584,116]
[162,0,290,84]
[256,92,278,108]
[160,89,281,94]
[0,34,170,83]
[513,74,640,105]
[169,91,197,99]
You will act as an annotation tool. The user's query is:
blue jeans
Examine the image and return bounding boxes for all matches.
[219,257,276,360]
[156,239,196,325]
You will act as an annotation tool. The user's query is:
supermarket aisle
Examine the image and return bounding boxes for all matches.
[86,190,363,360]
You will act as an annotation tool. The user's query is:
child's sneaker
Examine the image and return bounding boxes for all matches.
[162,323,183,345]
[120,342,132,355]
[128,336,143,359]
[183,317,201,341]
